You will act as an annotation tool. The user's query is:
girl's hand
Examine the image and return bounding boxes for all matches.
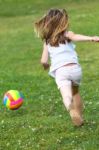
[42,63,50,70]
[92,36,99,42]
[66,31,99,42]
[41,43,49,70]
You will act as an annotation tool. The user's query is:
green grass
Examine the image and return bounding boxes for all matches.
[0,0,99,150]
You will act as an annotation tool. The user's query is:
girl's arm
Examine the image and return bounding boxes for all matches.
[41,43,49,70]
[66,31,99,42]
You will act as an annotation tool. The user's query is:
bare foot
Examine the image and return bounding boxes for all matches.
[70,109,84,126]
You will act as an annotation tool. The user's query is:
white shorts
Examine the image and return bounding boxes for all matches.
[55,64,82,89]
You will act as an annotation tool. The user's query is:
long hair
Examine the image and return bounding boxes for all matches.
[34,9,70,46]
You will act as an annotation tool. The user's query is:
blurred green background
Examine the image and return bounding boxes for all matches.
[0,0,99,150]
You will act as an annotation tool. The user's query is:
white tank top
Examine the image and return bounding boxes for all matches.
[47,42,79,78]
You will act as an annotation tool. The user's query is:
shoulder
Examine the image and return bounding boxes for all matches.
[43,42,48,50]
[65,31,75,39]
[43,42,47,47]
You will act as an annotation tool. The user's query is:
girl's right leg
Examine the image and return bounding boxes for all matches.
[60,84,83,126]
[71,85,84,126]
[72,85,84,116]
[55,65,83,126]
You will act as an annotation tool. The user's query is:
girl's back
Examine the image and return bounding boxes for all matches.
[47,42,78,77]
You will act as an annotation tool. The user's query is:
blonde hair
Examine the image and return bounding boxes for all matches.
[34,9,70,46]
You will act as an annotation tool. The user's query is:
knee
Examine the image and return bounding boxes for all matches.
[62,96,73,111]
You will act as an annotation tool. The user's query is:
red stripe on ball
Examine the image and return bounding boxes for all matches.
[10,98,23,110]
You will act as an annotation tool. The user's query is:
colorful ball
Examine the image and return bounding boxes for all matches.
[3,90,24,110]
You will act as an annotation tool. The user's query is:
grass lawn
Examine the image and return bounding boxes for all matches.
[0,0,99,150]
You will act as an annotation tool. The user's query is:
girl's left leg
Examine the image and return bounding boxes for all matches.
[60,84,73,111]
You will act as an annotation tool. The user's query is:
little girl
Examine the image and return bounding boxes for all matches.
[34,9,99,126]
